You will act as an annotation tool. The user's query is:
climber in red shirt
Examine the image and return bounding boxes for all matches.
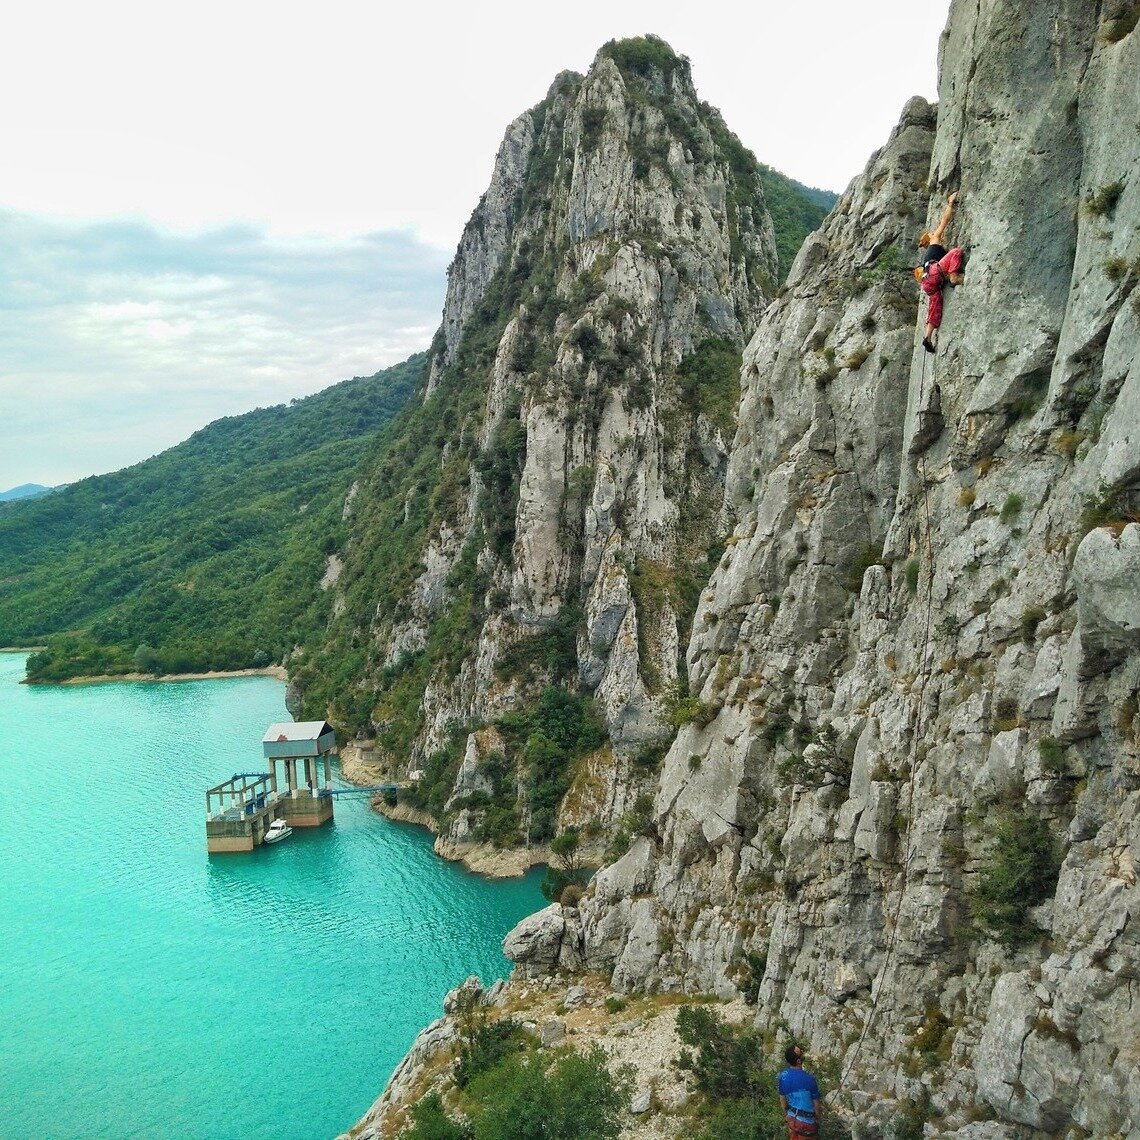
[916,191,965,353]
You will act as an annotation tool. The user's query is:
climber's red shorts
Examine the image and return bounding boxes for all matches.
[920,247,964,329]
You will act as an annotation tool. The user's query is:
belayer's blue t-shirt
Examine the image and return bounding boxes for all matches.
[778,1067,820,1118]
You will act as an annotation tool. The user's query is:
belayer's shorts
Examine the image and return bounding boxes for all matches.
[786,1113,819,1137]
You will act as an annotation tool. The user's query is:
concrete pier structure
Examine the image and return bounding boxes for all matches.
[263,721,336,829]
[205,773,283,853]
[205,721,338,853]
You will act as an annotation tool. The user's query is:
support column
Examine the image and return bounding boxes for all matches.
[323,753,331,790]
[287,759,297,794]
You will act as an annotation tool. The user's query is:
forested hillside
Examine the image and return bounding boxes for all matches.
[0,355,423,679]
[756,164,836,281]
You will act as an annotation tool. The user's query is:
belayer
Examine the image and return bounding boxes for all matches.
[778,1043,823,1137]
[916,191,965,353]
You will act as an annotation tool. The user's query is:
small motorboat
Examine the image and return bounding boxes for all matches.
[264,818,293,844]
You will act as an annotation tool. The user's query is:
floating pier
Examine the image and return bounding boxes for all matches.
[205,720,337,853]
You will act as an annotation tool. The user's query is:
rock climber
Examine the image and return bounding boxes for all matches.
[778,1043,823,1138]
[916,191,965,353]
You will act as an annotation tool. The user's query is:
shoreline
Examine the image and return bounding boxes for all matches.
[24,665,289,686]
[340,740,551,880]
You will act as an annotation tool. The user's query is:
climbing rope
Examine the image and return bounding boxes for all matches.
[830,346,942,1103]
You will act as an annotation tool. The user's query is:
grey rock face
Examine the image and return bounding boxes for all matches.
[427,108,540,393]
[336,41,776,851]
[555,3,1140,1133]
[347,11,1140,1136]
[504,903,583,976]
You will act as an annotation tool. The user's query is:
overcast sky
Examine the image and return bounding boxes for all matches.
[1,0,951,490]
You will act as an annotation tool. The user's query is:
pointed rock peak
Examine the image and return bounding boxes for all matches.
[594,34,693,90]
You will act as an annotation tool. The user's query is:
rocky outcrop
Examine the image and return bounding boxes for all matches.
[342,5,1140,1135]
[506,2,1140,1132]
[319,37,777,857]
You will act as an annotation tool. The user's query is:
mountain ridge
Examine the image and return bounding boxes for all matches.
[291,35,784,872]
[1,356,423,679]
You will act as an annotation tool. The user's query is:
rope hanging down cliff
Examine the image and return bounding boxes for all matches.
[830,345,942,1105]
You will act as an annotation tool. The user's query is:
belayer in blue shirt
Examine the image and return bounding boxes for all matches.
[778,1043,822,1137]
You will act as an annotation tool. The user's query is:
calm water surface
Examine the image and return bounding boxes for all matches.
[0,654,543,1138]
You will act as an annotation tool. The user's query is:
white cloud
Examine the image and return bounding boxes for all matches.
[0,211,448,487]
[0,1,951,248]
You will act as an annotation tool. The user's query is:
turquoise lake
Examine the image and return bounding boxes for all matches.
[0,653,544,1139]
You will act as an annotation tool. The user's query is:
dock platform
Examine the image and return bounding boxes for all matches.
[205,721,338,853]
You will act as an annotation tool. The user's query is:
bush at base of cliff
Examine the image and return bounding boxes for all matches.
[454,1019,526,1090]
[473,1045,632,1140]
[405,1043,632,1140]
[675,1005,852,1139]
[403,1093,470,1140]
[539,866,590,904]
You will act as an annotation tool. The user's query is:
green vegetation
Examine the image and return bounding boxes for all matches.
[856,244,918,311]
[294,55,770,742]
[404,1093,470,1140]
[736,948,768,1005]
[1079,479,1139,537]
[540,826,591,902]
[500,687,607,842]
[598,36,785,293]
[1037,736,1067,774]
[999,493,1024,523]
[905,558,921,594]
[676,337,744,434]
[1103,255,1139,282]
[3,356,424,682]
[669,693,717,729]
[1085,180,1125,218]
[455,1019,527,1091]
[600,34,691,86]
[404,1041,632,1140]
[604,792,654,861]
[758,164,835,282]
[968,807,1062,947]
[845,542,884,593]
[627,540,724,695]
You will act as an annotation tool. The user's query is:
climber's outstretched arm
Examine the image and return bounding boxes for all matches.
[928,191,959,247]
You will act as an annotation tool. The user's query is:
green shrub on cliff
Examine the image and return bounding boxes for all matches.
[968,807,1062,947]
[404,1040,631,1140]
[466,1043,632,1140]
[404,1093,471,1139]
[676,1005,852,1139]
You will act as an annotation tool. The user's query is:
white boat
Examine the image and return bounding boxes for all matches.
[264,818,293,844]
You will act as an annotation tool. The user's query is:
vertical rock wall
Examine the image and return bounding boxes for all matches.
[543,4,1140,1132]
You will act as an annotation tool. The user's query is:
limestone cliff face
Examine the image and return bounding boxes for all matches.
[507,3,1140,1133]
[314,38,776,858]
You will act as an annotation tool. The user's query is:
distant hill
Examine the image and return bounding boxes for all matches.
[0,483,51,502]
[0,354,425,681]
[757,164,839,282]
[785,175,840,212]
